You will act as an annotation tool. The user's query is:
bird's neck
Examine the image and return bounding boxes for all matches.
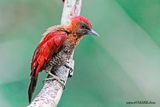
[65,26,82,47]
[66,34,82,48]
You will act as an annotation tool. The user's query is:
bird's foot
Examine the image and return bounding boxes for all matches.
[44,71,65,89]
[64,63,73,78]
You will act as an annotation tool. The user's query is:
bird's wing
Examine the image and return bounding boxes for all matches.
[31,31,67,76]
[28,30,67,103]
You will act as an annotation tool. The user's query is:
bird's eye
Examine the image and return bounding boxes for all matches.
[80,24,86,29]
[81,25,85,28]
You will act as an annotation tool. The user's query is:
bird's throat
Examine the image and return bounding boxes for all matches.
[66,34,81,47]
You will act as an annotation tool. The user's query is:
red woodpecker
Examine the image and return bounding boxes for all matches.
[28,16,99,103]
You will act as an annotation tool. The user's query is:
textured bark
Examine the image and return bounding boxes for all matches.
[27,0,82,107]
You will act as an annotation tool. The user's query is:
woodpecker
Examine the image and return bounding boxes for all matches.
[28,16,99,103]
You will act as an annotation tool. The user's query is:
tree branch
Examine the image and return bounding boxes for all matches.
[27,0,82,107]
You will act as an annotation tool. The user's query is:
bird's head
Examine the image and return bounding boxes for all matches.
[68,16,99,37]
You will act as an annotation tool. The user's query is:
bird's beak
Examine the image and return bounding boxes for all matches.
[88,29,100,37]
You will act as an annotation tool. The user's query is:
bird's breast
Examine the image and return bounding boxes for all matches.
[45,44,74,71]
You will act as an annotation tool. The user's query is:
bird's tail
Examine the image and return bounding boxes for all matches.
[28,72,38,103]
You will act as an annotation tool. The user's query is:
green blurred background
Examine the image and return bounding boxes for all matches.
[0,0,160,107]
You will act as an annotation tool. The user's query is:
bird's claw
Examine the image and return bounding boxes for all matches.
[64,63,73,78]
[44,71,65,89]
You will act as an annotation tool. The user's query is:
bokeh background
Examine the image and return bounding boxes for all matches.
[0,0,160,107]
